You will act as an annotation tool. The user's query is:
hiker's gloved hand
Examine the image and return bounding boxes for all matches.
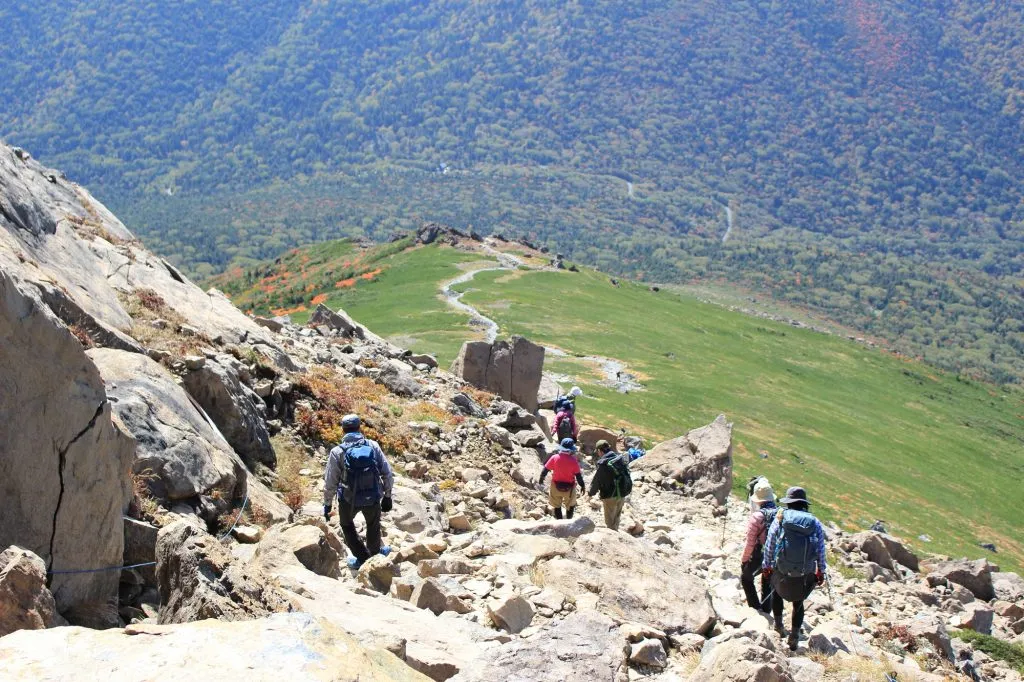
[578,482,586,494]
[381,496,393,513]
[815,569,825,586]
[323,505,332,522]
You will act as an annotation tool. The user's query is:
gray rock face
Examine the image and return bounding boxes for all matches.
[0,546,64,637]
[536,374,563,410]
[541,529,716,636]
[0,144,277,349]
[0,271,134,627]
[904,615,953,660]
[155,519,292,625]
[490,517,596,539]
[633,415,733,504]
[450,610,628,682]
[0,613,431,682]
[89,348,289,522]
[389,484,448,534]
[123,518,159,586]
[928,558,996,601]
[450,336,544,412]
[182,356,275,469]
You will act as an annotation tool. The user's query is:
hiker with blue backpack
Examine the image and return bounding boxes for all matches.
[762,486,828,652]
[550,387,582,442]
[323,414,395,569]
[740,476,778,613]
[587,439,632,530]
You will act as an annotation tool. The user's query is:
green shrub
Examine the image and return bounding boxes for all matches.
[952,630,1024,673]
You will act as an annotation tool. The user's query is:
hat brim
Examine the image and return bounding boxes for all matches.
[780,497,810,505]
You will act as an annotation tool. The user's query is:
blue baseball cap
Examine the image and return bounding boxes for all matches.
[559,438,577,450]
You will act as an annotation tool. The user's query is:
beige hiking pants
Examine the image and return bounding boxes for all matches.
[602,497,626,531]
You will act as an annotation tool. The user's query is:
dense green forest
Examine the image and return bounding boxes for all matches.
[1,0,1021,382]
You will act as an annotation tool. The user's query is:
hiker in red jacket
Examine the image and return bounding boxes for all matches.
[539,438,586,519]
[551,406,578,442]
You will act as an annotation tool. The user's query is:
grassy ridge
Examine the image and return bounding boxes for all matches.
[219,240,1024,569]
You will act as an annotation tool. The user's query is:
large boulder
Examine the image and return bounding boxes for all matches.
[689,637,793,682]
[450,336,544,412]
[253,521,343,579]
[155,518,291,624]
[577,426,619,456]
[450,611,629,682]
[632,415,733,504]
[927,558,996,600]
[89,348,289,523]
[992,571,1024,602]
[541,529,716,635]
[850,531,919,572]
[0,546,64,637]
[389,483,448,534]
[309,303,362,338]
[182,355,275,469]
[0,612,431,681]
[0,271,134,627]
[490,517,596,539]
[903,614,953,660]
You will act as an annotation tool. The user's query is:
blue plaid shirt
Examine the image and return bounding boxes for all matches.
[762,509,828,573]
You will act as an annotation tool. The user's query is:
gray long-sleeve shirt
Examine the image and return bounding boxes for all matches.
[323,433,394,506]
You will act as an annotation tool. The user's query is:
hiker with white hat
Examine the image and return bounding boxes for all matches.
[740,477,779,613]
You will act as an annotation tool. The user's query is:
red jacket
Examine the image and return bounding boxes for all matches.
[551,410,578,439]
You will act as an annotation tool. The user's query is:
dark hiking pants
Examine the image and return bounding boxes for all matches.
[770,573,817,635]
[741,559,770,612]
[337,499,382,562]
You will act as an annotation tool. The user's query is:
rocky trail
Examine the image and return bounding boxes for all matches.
[2,143,1023,682]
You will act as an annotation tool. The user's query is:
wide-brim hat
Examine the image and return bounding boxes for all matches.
[779,486,809,505]
[559,437,577,451]
[751,480,775,504]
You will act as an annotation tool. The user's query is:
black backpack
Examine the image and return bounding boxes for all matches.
[556,412,574,441]
[598,452,632,498]
[340,438,381,507]
[553,396,575,414]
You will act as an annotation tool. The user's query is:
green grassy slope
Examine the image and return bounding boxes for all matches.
[220,240,1024,568]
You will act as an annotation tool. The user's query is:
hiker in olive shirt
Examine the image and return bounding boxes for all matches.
[587,440,632,531]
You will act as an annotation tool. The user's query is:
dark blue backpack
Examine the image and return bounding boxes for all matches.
[773,510,818,577]
[553,396,575,414]
[340,439,381,508]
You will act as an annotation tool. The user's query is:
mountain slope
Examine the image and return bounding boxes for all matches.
[2,0,1022,382]
[217,233,1024,570]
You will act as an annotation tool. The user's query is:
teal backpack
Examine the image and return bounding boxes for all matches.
[773,510,818,577]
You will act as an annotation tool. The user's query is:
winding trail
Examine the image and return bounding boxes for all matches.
[721,204,734,244]
[439,240,645,392]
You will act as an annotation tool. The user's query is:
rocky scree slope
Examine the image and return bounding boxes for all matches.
[1,142,1024,680]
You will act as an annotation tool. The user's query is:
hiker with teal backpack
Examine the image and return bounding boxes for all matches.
[762,486,828,651]
[587,439,632,531]
[741,477,778,613]
[323,414,395,569]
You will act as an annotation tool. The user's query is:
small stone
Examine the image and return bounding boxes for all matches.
[629,638,667,668]
[230,525,263,544]
[461,467,490,483]
[487,595,535,634]
[358,555,400,593]
[448,512,472,532]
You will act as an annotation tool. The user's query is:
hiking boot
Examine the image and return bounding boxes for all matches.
[347,556,365,570]
[774,622,786,637]
[787,633,799,652]
[379,546,391,557]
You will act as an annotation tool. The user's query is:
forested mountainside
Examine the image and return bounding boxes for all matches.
[1,0,1022,382]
